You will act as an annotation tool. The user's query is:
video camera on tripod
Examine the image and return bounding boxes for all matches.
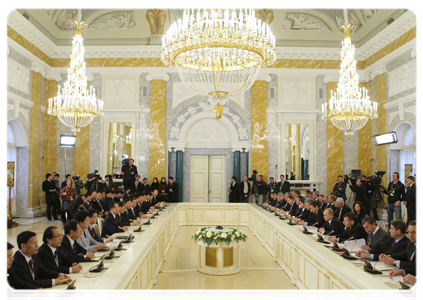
[72,175,84,196]
[248,169,258,182]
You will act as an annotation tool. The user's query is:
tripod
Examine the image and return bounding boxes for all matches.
[369,186,387,220]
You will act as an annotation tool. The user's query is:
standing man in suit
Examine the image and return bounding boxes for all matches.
[42,173,60,221]
[348,178,370,214]
[4,242,48,300]
[403,176,416,224]
[36,226,82,274]
[334,198,352,222]
[356,220,409,260]
[239,175,251,203]
[101,202,128,237]
[11,231,71,288]
[168,177,179,203]
[357,216,390,254]
[142,178,151,195]
[319,208,345,236]
[267,177,277,200]
[228,176,240,203]
[328,212,367,243]
[289,172,295,180]
[277,175,290,195]
[384,220,416,276]
[60,220,94,263]
[133,175,143,196]
[333,175,347,201]
[121,159,138,191]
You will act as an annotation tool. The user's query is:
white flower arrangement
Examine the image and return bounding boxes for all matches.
[192,227,248,246]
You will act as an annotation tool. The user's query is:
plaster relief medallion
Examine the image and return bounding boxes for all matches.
[283,13,330,31]
[55,9,79,30]
[388,60,416,97]
[89,12,136,30]
[282,82,311,105]
[105,80,135,103]
[7,58,30,95]
[43,9,56,20]
[362,9,378,22]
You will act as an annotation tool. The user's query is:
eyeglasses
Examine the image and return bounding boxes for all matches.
[52,235,62,239]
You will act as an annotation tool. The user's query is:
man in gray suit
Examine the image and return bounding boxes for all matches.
[358,216,390,254]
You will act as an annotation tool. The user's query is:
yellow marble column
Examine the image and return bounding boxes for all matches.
[251,80,268,182]
[295,124,301,180]
[41,79,58,205]
[375,74,388,200]
[148,80,166,181]
[72,125,90,191]
[416,53,421,181]
[288,125,292,174]
[358,82,373,178]
[107,123,114,174]
[28,71,43,208]
[326,82,344,194]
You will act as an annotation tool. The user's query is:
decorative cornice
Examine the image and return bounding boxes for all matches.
[355,10,416,61]
[411,44,420,58]
[146,73,170,82]
[45,71,62,82]
[370,66,387,80]
[7,92,33,108]
[255,74,272,82]
[31,63,45,77]
[384,93,416,109]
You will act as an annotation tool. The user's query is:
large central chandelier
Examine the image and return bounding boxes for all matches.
[161,9,276,117]
[321,10,377,139]
[48,10,103,132]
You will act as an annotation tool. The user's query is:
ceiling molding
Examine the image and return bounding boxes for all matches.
[355,10,416,61]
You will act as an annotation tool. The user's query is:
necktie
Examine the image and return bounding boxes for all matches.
[369,233,374,245]
[29,259,34,279]
[114,216,118,225]
[119,215,122,222]
[72,242,77,253]
[339,208,342,219]
[54,250,59,266]
[392,241,397,248]
[91,227,95,237]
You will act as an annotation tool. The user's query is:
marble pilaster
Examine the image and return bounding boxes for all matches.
[316,75,328,194]
[251,81,268,182]
[357,82,373,178]
[89,74,102,172]
[42,79,57,183]
[148,79,166,182]
[375,74,388,189]
[326,82,344,195]
[28,71,43,209]
[176,150,183,202]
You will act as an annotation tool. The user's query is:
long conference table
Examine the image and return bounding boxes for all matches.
[48,203,408,290]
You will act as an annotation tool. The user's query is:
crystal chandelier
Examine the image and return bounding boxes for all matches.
[321,10,377,139]
[161,9,276,117]
[47,10,103,132]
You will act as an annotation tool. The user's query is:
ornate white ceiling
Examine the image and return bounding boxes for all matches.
[16,8,407,48]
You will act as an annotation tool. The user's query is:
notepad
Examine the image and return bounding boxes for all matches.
[372,263,397,271]
[344,238,366,252]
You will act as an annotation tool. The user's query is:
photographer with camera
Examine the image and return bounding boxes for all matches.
[121,159,138,191]
[381,172,406,226]
[332,175,347,201]
[59,179,76,223]
[347,178,370,215]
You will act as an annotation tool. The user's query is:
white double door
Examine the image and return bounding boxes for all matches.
[190,155,226,203]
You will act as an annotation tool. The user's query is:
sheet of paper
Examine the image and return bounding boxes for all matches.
[78,268,88,274]
[373,263,397,271]
[344,238,366,252]
[317,242,333,247]
[293,225,304,229]
[391,275,404,283]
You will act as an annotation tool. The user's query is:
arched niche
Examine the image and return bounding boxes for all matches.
[8,118,28,147]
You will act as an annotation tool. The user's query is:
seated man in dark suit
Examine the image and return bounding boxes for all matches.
[60,220,94,263]
[356,216,390,254]
[87,209,115,243]
[383,220,416,276]
[334,198,352,222]
[101,202,128,238]
[356,220,410,260]
[288,196,305,219]
[294,200,313,224]
[275,193,287,209]
[328,212,367,243]
[5,242,48,300]
[318,208,345,236]
[118,200,141,227]
[36,226,82,274]
[297,200,325,228]
[10,231,71,288]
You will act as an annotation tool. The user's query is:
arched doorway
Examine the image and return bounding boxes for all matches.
[7,119,28,217]
[389,122,416,183]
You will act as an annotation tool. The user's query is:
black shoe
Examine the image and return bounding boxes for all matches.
[48,219,52,221]
[54,218,60,220]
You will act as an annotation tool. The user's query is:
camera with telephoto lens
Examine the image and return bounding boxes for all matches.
[122,158,130,166]
[87,170,100,180]
[248,169,258,181]
[365,171,386,187]
[344,174,359,185]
